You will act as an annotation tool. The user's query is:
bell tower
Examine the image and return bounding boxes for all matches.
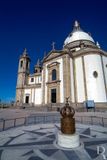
[16,48,30,105]
[34,59,41,73]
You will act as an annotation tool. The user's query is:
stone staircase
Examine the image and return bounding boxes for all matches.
[13,102,107,112]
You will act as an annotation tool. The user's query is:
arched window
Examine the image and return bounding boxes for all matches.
[31,77,34,82]
[26,61,29,69]
[20,60,23,68]
[52,69,57,81]
[35,69,38,73]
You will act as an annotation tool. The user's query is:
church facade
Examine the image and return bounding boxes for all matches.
[16,21,107,106]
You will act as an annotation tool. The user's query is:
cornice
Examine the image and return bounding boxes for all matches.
[71,48,107,58]
[46,80,61,85]
[24,84,41,89]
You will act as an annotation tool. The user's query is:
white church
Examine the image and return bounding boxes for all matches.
[16,21,107,108]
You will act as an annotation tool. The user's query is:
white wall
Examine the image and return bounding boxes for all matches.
[35,76,42,84]
[35,77,38,84]
[70,58,74,102]
[31,89,35,103]
[34,88,42,104]
[102,56,107,87]
[28,76,42,85]
[38,76,42,83]
[75,57,85,102]
[24,88,42,105]
[84,54,106,102]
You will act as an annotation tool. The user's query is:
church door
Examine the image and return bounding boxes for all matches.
[25,96,29,104]
[51,89,56,103]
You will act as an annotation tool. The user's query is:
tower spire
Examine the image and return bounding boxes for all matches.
[34,59,41,73]
[23,48,28,55]
[36,59,40,66]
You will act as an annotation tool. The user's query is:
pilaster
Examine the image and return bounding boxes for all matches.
[82,56,88,100]
[63,54,71,102]
[100,55,107,100]
[42,64,46,104]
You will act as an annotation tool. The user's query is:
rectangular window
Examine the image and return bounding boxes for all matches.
[52,69,57,81]
[51,89,56,103]
[31,77,34,82]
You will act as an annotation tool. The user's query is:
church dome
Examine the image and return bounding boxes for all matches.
[64,21,95,46]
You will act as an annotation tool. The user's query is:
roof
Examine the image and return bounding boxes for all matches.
[64,21,95,46]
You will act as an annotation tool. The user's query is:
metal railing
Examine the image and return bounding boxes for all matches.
[0,114,107,132]
[75,116,107,127]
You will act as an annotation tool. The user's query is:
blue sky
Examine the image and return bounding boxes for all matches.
[0,0,107,102]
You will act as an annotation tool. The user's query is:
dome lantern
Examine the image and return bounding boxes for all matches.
[72,20,82,32]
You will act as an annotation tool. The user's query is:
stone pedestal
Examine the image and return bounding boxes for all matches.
[57,131,80,148]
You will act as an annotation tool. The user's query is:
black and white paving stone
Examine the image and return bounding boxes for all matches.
[0,123,107,160]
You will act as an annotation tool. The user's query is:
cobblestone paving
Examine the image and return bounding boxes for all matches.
[0,123,107,160]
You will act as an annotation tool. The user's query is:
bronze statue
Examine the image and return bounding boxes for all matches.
[60,97,75,134]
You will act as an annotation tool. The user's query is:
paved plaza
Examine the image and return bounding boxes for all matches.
[0,109,107,159]
[0,122,107,160]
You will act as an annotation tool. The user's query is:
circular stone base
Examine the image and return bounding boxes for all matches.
[57,131,80,148]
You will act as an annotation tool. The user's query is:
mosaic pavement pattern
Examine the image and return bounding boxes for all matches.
[0,123,107,160]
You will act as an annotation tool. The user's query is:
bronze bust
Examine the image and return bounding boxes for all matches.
[60,98,75,134]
